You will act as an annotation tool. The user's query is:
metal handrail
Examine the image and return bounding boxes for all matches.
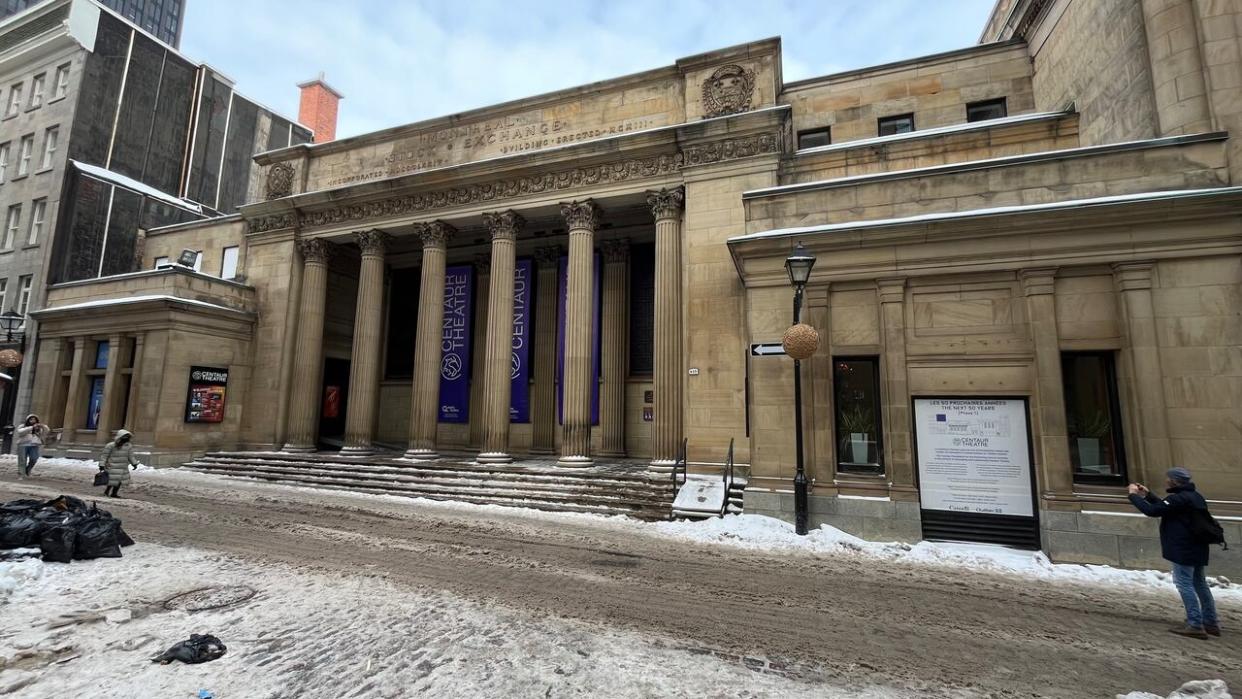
[670,437,688,487]
[720,438,735,516]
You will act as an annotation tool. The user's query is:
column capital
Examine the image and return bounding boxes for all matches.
[482,210,525,241]
[474,252,492,274]
[1019,267,1059,296]
[600,238,630,262]
[1112,261,1155,292]
[876,277,906,304]
[646,186,685,221]
[355,230,391,257]
[560,200,601,232]
[296,238,335,265]
[417,220,456,248]
[534,245,562,267]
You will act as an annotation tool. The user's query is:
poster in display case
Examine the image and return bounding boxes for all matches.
[185,366,229,423]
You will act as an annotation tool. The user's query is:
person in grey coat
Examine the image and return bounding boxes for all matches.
[99,429,140,498]
[14,414,48,479]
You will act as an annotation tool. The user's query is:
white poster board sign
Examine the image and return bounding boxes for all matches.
[914,398,1034,517]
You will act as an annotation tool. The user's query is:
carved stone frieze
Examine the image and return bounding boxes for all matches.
[246,132,783,234]
[355,230,391,256]
[266,162,296,200]
[482,210,525,241]
[560,200,601,232]
[296,238,335,265]
[646,186,685,221]
[702,64,756,119]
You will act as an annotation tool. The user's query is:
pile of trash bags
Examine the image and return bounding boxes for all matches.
[0,495,135,563]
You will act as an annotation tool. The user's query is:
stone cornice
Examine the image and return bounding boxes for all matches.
[246,130,784,235]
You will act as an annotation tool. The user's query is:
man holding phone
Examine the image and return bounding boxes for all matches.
[1128,467,1219,639]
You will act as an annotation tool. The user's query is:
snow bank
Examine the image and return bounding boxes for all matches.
[1119,679,1233,699]
[0,557,43,603]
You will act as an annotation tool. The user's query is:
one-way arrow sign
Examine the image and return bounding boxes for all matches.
[750,343,786,357]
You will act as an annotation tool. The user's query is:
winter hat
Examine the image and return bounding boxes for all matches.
[1167,467,1192,484]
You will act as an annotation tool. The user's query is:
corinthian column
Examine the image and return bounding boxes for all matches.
[405,221,456,459]
[284,238,335,452]
[599,238,630,457]
[648,187,684,468]
[342,230,390,455]
[479,210,524,463]
[559,200,600,465]
[530,245,561,455]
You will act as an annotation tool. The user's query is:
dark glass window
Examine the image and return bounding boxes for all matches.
[94,340,110,369]
[628,242,654,375]
[1062,352,1127,484]
[797,127,831,149]
[966,98,1007,122]
[384,266,420,379]
[833,357,884,475]
[877,113,915,136]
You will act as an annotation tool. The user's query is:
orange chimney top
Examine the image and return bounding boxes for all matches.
[297,72,343,144]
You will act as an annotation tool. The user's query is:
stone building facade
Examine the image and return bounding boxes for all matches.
[25,0,1242,573]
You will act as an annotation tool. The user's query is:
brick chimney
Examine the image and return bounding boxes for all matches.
[297,72,343,144]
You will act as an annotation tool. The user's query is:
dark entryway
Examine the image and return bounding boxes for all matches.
[318,357,350,446]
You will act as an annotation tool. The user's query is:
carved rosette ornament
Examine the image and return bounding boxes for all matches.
[296,238,335,265]
[600,238,630,262]
[534,245,562,267]
[265,162,296,200]
[417,220,456,248]
[702,64,756,118]
[646,187,685,221]
[474,252,492,273]
[355,230,390,257]
[482,210,525,241]
[560,200,601,232]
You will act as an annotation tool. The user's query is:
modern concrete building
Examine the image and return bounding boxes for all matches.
[0,0,311,434]
[3,0,184,47]
[25,0,1242,575]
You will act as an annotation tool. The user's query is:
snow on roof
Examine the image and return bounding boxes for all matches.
[71,161,203,215]
[41,294,251,315]
[729,187,1242,244]
[793,110,1070,157]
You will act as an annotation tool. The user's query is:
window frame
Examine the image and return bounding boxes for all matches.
[877,113,915,137]
[52,64,71,100]
[966,97,1008,123]
[28,73,45,110]
[832,355,886,477]
[220,245,239,280]
[16,274,32,324]
[1061,350,1129,486]
[0,142,8,183]
[40,126,58,170]
[4,83,22,118]
[0,278,7,313]
[796,127,832,150]
[27,198,46,245]
[154,256,171,269]
[3,204,21,250]
[17,135,33,177]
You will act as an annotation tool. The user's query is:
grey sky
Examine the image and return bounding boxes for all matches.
[181,0,997,139]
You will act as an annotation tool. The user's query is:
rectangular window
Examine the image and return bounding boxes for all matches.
[53,63,71,100]
[797,127,831,149]
[220,246,239,279]
[17,135,33,176]
[0,142,7,182]
[878,113,915,136]
[3,204,20,249]
[154,256,171,269]
[5,83,22,117]
[16,275,31,324]
[28,73,44,109]
[1062,351,1127,484]
[40,126,58,170]
[27,198,46,245]
[193,251,203,272]
[86,376,105,430]
[966,98,1007,122]
[0,279,8,313]
[94,339,110,369]
[833,357,884,475]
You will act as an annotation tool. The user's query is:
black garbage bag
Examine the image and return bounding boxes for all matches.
[40,525,77,563]
[0,513,46,549]
[1,499,45,513]
[73,516,122,560]
[116,526,135,547]
[44,495,90,513]
[152,634,227,665]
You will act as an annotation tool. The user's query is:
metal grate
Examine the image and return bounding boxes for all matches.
[920,510,1040,549]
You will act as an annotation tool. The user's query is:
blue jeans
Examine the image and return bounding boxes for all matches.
[16,445,40,475]
[1171,563,1218,628]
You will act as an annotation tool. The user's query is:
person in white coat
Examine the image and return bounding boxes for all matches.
[14,414,48,479]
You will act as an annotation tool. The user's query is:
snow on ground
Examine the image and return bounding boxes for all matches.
[1119,680,1233,699]
[0,543,895,698]
[7,456,1240,602]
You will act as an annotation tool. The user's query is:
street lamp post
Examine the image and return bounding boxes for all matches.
[784,242,816,536]
[0,310,23,343]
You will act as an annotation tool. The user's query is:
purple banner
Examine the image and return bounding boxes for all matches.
[510,258,533,422]
[556,254,601,425]
[438,265,473,423]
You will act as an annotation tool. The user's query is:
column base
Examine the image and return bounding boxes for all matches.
[339,445,375,457]
[597,450,627,459]
[557,455,594,467]
[648,459,676,474]
[477,452,513,464]
[282,443,317,453]
[402,448,439,461]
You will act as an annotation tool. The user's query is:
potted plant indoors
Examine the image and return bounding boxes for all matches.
[839,404,874,465]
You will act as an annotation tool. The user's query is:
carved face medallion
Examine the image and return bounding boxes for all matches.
[702,64,756,118]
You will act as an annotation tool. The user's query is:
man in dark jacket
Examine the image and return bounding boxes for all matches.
[1128,467,1219,639]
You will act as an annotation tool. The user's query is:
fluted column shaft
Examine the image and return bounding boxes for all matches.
[284,239,334,451]
[479,211,524,463]
[599,239,629,457]
[342,231,390,454]
[649,187,684,466]
[530,247,561,454]
[405,221,456,458]
[559,201,600,465]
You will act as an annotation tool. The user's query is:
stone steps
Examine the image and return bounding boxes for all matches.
[181,452,676,521]
[671,474,748,521]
